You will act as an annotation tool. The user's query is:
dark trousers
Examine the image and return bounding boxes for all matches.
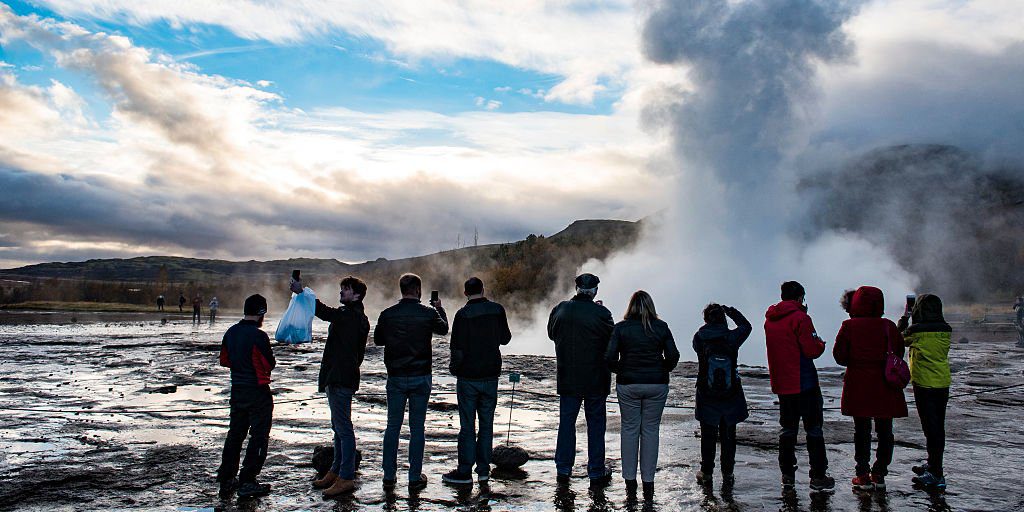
[193,307,201,322]
[555,395,607,479]
[218,385,274,484]
[327,385,357,479]
[854,417,894,476]
[700,419,737,475]
[913,385,949,476]
[383,375,431,482]
[456,378,499,476]
[778,386,828,478]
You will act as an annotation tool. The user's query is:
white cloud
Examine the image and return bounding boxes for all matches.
[485,99,501,110]
[256,79,273,87]
[493,86,511,92]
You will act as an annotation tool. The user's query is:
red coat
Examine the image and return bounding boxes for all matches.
[833,286,908,418]
[764,300,826,395]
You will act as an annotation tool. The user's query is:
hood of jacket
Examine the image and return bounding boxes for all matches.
[912,293,945,324]
[696,322,731,340]
[765,300,805,321]
[850,286,884,318]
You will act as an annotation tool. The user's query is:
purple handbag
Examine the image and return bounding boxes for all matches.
[884,326,911,389]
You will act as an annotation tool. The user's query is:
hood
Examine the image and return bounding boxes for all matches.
[766,300,804,321]
[911,293,945,324]
[850,286,884,318]
[697,323,730,340]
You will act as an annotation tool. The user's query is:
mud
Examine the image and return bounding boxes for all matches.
[1,313,1023,511]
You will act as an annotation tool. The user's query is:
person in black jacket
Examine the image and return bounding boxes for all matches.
[548,273,615,488]
[216,294,275,499]
[606,290,679,499]
[693,303,752,487]
[293,276,370,497]
[442,277,512,485]
[374,273,448,491]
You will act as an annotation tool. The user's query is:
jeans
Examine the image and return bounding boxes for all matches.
[383,375,432,482]
[555,395,607,479]
[327,385,357,479]
[778,386,829,478]
[913,385,949,476]
[218,385,274,484]
[853,417,894,476]
[617,383,668,483]
[456,379,499,476]
[700,419,737,475]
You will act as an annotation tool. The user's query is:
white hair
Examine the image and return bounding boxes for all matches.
[576,286,598,297]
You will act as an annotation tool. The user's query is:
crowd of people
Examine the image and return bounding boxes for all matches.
[214,273,953,502]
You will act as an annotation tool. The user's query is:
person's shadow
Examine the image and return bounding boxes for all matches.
[553,482,577,511]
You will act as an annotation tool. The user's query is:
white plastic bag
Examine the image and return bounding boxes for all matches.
[275,287,316,343]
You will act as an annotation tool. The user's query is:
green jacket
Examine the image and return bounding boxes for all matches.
[905,327,951,388]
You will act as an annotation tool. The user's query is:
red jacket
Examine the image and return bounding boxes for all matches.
[833,286,908,418]
[765,300,826,395]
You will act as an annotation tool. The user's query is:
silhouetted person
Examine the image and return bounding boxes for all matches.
[156,295,165,312]
[374,273,448,492]
[217,294,275,499]
[178,293,186,312]
[442,277,512,485]
[193,296,202,323]
[209,297,219,323]
[1014,296,1024,347]
[548,273,615,489]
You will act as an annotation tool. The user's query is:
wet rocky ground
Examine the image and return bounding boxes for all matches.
[1,310,1023,511]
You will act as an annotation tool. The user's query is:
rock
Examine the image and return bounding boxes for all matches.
[311,445,361,477]
[492,445,529,469]
[145,385,177,394]
[959,337,970,344]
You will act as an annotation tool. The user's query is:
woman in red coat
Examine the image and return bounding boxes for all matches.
[833,286,908,492]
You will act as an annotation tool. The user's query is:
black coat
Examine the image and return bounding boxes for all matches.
[548,294,614,396]
[374,298,449,377]
[315,299,370,392]
[693,307,751,426]
[449,297,512,380]
[606,318,680,385]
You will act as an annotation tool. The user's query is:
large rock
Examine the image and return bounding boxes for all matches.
[311,445,361,477]
[492,445,529,469]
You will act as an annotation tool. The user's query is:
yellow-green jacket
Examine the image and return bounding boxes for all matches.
[904,326,951,388]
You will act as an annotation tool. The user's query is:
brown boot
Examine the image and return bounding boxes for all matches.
[313,471,338,489]
[323,478,356,497]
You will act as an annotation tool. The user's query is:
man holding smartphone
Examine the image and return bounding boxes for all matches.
[374,273,448,492]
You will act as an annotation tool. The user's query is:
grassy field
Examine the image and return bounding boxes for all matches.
[0,301,179,313]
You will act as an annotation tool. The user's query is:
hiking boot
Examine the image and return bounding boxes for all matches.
[851,474,874,491]
[237,481,271,498]
[313,471,338,489]
[382,478,396,491]
[781,474,796,488]
[442,469,473,485]
[912,471,947,490]
[809,475,835,491]
[911,462,929,476]
[408,474,428,492]
[624,479,638,493]
[323,478,356,497]
[218,477,238,499]
[556,473,571,485]
[642,482,654,500]
[589,468,613,489]
[696,470,712,486]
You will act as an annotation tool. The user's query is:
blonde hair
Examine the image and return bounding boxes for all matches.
[624,290,658,335]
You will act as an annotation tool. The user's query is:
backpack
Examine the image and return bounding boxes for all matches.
[703,338,737,399]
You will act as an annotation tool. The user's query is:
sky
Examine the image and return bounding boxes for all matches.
[0,0,1022,269]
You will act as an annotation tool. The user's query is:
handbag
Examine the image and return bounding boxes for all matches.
[883,324,911,389]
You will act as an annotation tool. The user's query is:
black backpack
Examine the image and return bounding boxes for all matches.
[703,338,737,399]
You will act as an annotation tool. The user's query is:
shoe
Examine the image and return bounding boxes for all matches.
[442,469,473,485]
[218,477,238,499]
[478,474,489,483]
[912,462,929,476]
[313,471,338,489]
[408,474,428,492]
[870,474,886,491]
[852,474,874,491]
[696,470,712,486]
[323,479,356,497]
[642,482,654,500]
[810,475,835,491]
[590,468,613,489]
[557,473,571,484]
[624,479,638,493]
[781,474,796,488]
[237,481,271,498]
[382,478,396,491]
[912,471,946,489]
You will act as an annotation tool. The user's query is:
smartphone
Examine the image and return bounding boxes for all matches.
[430,290,439,303]
[905,294,916,313]
[292,269,301,281]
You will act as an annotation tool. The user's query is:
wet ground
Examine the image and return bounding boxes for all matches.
[1,311,1023,511]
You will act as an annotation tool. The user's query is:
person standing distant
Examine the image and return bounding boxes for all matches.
[216,294,276,499]
[764,281,835,491]
[442,277,512,486]
[374,273,448,492]
[548,273,615,489]
[179,293,187,312]
[157,295,165,312]
[1014,296,1024,347]
[209,296,219,323]
[193,295,202,324]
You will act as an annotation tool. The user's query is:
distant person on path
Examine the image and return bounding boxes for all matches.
[898,293,952,490]
[606,290,679,499]
[442,277,512,486]
[374,273,448,492]
[693,303,751,488]
[833,286,908,491]
[179,293,186,312]
[291,275,370,497]
[764,281,835,491]
[548,273,615,489]
[1014,296,1024,347]
[192,296,202,323]
[209,297,219,323]
[216,294,276,499]
[157,295,165,312]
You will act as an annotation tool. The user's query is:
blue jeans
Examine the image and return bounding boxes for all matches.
[383,375,432,482]
[456,379,499,476]
[326,385,356,479]
[555,395,607,479]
